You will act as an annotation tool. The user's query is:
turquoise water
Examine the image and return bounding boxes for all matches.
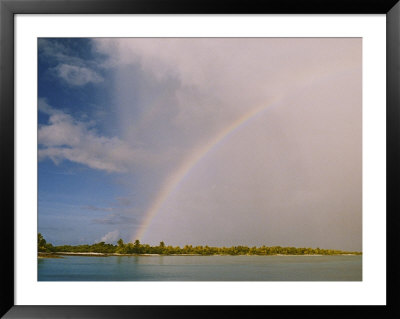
[38,255,362,281]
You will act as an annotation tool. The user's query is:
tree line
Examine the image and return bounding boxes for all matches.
[38,233,361,256]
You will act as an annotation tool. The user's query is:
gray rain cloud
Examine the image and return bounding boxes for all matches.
[93,38,362,251]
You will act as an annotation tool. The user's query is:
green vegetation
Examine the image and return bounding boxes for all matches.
[38,233,55,252]
[37,233,362,256]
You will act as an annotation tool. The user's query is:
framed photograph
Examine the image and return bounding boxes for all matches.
[1,0,398,317]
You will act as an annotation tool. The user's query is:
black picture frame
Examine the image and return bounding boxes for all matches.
[1,0,399,318]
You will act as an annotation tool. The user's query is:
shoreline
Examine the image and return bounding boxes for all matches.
[38,252,361,258]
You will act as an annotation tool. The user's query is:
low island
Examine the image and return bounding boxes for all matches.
[38,233,361,258]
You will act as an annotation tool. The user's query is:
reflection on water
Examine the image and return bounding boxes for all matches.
[38,255,362,281]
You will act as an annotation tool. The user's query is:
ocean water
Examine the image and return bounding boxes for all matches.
[38,255,362,281]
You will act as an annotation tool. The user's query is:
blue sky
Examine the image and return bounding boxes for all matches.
[38,38,362,250]
[38,38,134,244]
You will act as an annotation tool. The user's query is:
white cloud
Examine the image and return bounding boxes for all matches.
[54,64,103,86]
[100,230,120,243]
[39,39,103,86]
[93,213,137,226]
[38,100,145,173]
[38,98,54,114]
[38,39,81,65]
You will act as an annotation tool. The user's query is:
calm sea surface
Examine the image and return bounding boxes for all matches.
[38,255,362,281]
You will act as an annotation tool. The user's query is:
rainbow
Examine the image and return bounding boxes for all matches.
[133,101,276,242]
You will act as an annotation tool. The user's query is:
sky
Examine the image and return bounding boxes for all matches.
[38,38,362,251]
